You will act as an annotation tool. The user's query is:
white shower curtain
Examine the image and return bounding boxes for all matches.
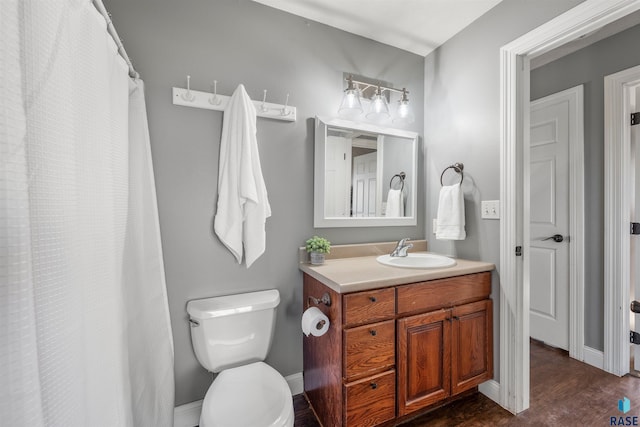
[1,1,174,426]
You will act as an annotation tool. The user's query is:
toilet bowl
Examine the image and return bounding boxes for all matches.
[186,290,294,427]
[200,362,294,427]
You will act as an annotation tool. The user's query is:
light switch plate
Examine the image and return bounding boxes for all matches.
[481,200,500,219]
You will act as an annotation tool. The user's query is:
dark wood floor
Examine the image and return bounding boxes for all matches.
[294,340,640,426]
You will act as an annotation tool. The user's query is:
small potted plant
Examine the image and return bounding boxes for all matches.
[306,236,331,265]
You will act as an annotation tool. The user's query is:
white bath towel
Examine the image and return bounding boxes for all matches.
[436,183,466,240]
[386,189,404,217]
[214,84,271,267]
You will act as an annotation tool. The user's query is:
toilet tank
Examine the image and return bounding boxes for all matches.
[187,289,280,373]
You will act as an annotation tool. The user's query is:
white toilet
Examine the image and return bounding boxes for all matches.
[187,289,295,427]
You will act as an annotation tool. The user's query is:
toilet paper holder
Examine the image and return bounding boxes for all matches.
[307,292,331,308]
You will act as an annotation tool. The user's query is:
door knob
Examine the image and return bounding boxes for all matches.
[542,234,564,243]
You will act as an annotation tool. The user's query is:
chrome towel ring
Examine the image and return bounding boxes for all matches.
[440,163,464,186]
[390,172,406,192]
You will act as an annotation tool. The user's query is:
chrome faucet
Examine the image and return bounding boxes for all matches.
[390,238,413,257]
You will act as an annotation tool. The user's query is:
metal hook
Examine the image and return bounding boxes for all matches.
[208,80,221,105]
[181,75,196,102]
[281,93,291,116]
[260,89,269,113]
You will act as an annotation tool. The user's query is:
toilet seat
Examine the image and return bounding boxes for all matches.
[200,362,294,427]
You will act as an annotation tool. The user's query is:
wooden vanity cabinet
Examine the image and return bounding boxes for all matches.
[303,271,492,427]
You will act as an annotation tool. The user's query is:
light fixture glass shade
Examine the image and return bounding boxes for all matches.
[338,88,363,119]
[366,89,390,122]
[393,99,415,125]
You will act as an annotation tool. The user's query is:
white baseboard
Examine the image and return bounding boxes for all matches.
[583,346,604,370]
[174,399,202,427]
[479,379,501,405]
[285,371,304,395]
[173,372,304,427]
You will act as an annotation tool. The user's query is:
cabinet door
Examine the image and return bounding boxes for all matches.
[397,309,451,416]
[451,299,493,395]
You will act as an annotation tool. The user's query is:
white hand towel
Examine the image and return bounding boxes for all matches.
[214,84,271,267]
[436,183,466,240]
[386,189,404,217]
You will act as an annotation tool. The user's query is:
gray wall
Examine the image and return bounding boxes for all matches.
[105,0,424,405]
[423,0,585,379]
[531,23,640,350]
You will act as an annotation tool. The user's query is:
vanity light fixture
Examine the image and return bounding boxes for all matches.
[338,75,414,125]
[393,88,415,125]
[337,75,363,119]
[366,84,391,121]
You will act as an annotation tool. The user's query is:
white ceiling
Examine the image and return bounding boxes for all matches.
[252,0,504,56]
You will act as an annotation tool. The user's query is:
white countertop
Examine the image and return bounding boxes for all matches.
[299,251,495,294]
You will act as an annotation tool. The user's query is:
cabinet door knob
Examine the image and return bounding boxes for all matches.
[370,382,378,389]
[369,296,377,302]
[370,330,377,336]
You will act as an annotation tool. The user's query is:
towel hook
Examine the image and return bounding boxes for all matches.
[181,75,196,102]
[260,89,270,113]
[208,80,221,105]
[281,93,291,116]
[440,163,464,186]
[389,172,406,192]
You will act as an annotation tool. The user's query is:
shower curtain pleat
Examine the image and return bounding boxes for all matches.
[0,1,175,426]
[124,78,175,427]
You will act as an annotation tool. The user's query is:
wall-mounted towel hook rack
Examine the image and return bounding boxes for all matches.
[172,76,297,122]
[440,163,464,186]
[390,172,406,192]
[181,75,196,102]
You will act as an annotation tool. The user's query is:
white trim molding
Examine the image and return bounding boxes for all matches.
[500,0,640,415]
[174,400,202,427]
[604,64,640,376]
[583,346,605,370]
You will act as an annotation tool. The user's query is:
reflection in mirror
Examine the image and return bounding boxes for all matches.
[314,116,418,228]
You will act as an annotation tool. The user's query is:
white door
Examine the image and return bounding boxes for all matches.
[632,85,640,370]
[324,136,351,217]
[352,152,377,217]
[529,88,578,350]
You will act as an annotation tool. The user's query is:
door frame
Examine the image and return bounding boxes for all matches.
[529,85,585,356]
[604,64,640,376]
[499,0,640,414]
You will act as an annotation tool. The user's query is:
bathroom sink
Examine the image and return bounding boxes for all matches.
[376,253,456,269]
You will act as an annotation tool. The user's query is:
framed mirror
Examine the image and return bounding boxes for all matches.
[314,116,418,227]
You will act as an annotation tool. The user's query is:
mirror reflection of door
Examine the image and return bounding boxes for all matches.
[351,133,380,217]
[352,151,377,217]
[324,134,351,217]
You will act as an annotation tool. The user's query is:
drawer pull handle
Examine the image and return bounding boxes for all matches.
[370,382,378,389]
[370,330,377,336]
[369,296,377,302]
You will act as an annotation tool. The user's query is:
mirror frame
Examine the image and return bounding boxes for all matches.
[314,116,419,228]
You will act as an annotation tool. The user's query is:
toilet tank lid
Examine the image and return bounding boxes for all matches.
[187,289,280,320]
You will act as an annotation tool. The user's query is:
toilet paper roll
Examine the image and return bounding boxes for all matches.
[301,306,330,337]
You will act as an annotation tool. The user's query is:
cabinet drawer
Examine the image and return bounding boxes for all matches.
[344,320,395,380]
[343,288,396,327]
[344,370,396,427]
[397,272,491,315]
